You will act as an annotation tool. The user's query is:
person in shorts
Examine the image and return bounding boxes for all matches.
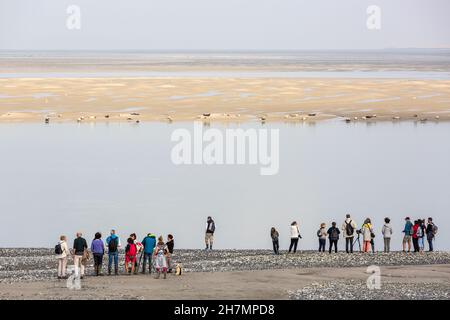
[402,217,413,252]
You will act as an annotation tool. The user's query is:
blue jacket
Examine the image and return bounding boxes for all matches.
[403,221,413,235]
[141,234,156,254]
[106,234,121,252]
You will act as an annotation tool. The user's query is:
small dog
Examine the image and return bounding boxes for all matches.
[175,264,183,276]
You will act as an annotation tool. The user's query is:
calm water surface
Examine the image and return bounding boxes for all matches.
[0,121,449,250]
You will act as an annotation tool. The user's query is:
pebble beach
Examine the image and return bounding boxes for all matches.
[0,249,449,300]
[1,249,450,283]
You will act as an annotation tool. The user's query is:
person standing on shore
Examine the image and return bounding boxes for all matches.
[129,233,143,274]
[327,222,340,253]
[125,237,137,275]
[342,214,357,253]
[73,232,88,279]
[166,234,174,254]
[55,235,69,279]
[154,236,168,279]
[205,216,215,250]
[426,217,437,252]
[106,229,121,275]
[289,221,301,253]
[141,233,156,274]
[412,220,420,253]
[418,219,426,253]
[317,223,327,252]
[361,219,374,253]
[402,217,413,253]
[370,222,376,253]
[166,234,175,273]
[270,227,280,255]
[382,218,393,253]
[91,232,105,276]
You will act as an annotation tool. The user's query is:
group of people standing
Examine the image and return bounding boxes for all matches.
[55,230,175,280]
[402,217,438,253]
[54,215,438,279]
[270,215,438,254]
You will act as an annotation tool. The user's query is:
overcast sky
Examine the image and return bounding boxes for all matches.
[1,0,449,50]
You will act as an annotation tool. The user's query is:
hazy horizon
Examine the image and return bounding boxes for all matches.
[1,0,449,51]
[2,48,450,52]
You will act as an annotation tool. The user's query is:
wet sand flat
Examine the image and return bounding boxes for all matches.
[0,264,449,300]
[1,77,450,122]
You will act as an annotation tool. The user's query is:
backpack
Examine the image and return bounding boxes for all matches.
[108,237,118,252]
[330,228,339,240]
[317,229,322,237]
[345,220,354,236]
[55,243,62,255]
[432,224,438,235]
[207,221,215,233]
[126,243,137,257]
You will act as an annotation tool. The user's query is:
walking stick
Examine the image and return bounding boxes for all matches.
[137,248,144,273]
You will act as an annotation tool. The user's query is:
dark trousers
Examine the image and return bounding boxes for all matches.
[345,237,354,253]
[142,252,152,273]
[329,239,338,253]
[272,240,279,254]
[371,239,375,253]
[412,238,419,252]
[93,253,103,266]
[319,239,326,252]
[428,239,434,252]
[289,238,299,253]
[93,253,103,275]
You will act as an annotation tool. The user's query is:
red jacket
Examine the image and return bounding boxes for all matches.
[412,224,419,239]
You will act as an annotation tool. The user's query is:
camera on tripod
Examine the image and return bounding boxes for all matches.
[353,229,362,252]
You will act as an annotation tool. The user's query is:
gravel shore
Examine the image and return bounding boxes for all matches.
[289,281,450,300]
[1,248,449,284]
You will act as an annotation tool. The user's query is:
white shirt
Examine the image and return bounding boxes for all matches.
[382,224,393,238]
[290,225,300,238]
[342,218,358,238]
[55,240,69,259]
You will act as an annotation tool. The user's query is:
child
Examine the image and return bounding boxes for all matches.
[125,237,137,275]
[166,234,174,273]
[154,236,168,279]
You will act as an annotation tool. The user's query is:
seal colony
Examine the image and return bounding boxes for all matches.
[1,77,450,123]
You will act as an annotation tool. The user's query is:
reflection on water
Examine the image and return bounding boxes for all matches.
[0,121,449,250]
[1,71,449,79]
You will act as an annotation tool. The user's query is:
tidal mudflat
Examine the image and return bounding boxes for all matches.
[1,77,450,123]
[1,51,450,123]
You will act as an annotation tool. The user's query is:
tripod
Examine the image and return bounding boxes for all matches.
[353,232,362,252]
